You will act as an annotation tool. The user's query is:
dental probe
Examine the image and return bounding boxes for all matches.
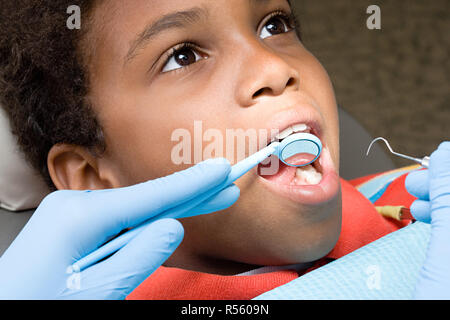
[366,137,430,168]
[70,133,322,273]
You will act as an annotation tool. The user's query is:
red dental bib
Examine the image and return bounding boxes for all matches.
[127,171,416,300]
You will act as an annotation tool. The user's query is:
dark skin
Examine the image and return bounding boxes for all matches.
[47,0,342,275]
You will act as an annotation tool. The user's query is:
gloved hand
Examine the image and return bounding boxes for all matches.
[0,158,239,300]
[405,142,450,299]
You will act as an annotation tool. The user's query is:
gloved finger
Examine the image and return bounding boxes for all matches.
[428,142,450,219]
[65,219,183,300]
[67,184,239,273]
[405,170,429,200]
[412,142,450,299]
[82,158,231,240]
[185,184,240,216]
[429,142,450,181]
[410,199,431,224]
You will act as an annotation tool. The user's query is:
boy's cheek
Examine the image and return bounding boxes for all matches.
[304,56,340,172]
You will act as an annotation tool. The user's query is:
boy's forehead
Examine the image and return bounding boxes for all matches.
[99,0,284,21]
[93,0,290,42]
[87,0,291,75]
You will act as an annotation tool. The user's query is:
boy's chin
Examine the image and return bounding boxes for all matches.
[231,196,342,268]
[260,191,342,265]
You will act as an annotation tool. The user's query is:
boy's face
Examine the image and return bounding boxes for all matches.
[82,0,341,274]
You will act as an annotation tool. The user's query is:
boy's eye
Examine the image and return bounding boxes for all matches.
[259,14,292,39]
[160,12,294,74]
[162,45,204,73]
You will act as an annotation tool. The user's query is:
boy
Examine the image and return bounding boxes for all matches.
[0,0,413,299]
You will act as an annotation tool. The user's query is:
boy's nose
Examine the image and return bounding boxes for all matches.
[235,46,300,107]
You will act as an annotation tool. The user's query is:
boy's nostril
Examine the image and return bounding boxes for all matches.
[252,88,266,99]
[286,77,297,88]
[252,77,298,100]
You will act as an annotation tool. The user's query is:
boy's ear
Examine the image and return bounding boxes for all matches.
[47,144,118,190]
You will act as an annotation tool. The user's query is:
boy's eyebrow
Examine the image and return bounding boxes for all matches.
[124,0,290,66]
[124,7,208,65]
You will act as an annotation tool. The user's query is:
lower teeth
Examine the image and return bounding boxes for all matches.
[293,164,323,185]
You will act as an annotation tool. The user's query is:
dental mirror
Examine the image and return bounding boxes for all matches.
[274,132,322,167]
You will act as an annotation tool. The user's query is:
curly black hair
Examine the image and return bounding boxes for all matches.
[0,0,104,191]
[0,1,300,192]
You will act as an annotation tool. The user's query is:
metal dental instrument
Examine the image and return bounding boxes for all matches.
[366,137,430,168]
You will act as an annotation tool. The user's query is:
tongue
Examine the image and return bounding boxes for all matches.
[258,155,322,186]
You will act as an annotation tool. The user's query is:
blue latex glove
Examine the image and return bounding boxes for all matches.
[0,158,239,300]
[405,142,450,299]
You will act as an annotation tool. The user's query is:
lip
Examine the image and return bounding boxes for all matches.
[258,145,340,205]
[261,107,325,148]
[256,105,339,205]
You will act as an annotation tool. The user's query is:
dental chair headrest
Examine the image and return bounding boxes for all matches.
[0,105,49,211]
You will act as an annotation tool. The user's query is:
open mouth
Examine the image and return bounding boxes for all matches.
[256,122,340,205]
[258,122,324,186]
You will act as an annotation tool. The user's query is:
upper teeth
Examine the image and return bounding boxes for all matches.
[274,123,311,141]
